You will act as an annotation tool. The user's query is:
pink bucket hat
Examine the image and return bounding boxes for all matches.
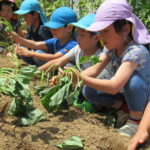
[9,0,16,2]
[88,0,150,44]
[0,0,16,2]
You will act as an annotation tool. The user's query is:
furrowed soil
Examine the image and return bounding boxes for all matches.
[0,55,150,150]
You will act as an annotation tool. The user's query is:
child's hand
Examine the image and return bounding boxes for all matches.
[8,31,20,43]
[50,76,58,87]
[127,129,149,150]
[15,44,33,57]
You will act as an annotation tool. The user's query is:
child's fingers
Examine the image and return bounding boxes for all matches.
[7,31,16,40]
[58,67,64,74]
[127,132,148,150]
[64,67,69,70]
[49,76,58,87]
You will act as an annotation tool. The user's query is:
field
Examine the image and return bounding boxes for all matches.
[0,56,150,150]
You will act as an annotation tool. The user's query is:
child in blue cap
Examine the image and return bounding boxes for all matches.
[12,0,53,65]
[14,6,77,66]
[39,14,107,74]
[43,14,111,112]
[14,0,52,41]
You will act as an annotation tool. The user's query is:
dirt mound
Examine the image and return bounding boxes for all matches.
[0,56,150,150]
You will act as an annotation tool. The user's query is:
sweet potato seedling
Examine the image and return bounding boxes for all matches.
[41,55,102,113]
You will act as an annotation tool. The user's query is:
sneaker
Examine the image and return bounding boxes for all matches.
[116,120,138,137]
[73,100,96,113]
[116,110,130,128]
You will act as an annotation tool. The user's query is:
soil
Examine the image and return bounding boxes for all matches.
[0,55,150,150]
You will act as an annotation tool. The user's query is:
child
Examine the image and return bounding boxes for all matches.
[65,0,150,137]
[14,0,52,41]
[127,101,150,150]
[46,13,111,112]
[38,14,103,71]
[0,0,21,33]
[14,6,77,66]
[12,0,53,65]
[0,0,22,52]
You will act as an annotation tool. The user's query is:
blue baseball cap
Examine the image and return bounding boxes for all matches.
[44,6,77,29]
[70,14,95,30]
[15,0,47,24]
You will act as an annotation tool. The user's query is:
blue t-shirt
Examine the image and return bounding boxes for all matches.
[45,38,77,54]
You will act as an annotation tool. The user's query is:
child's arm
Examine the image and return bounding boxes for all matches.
[38,55,70,71]
[80,61,137,94]
[81,53,110,77]
[12,32,47,50]
[15,46,63,61]
[127,102,150,150]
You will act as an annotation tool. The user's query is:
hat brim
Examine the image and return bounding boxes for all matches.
[15,10,47,24]
[88,16,150,44]
[44,21,64,29]
[15,10,30,15]
[70,22,87,30]
[87,20,114,32]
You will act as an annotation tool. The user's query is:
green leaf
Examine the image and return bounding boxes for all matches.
[41,86,60,112]
[3,78,17,97]
[0,78,7,93]
[8,98,27,116]
[19,65,40,78]
[20,108,45,126]
[77,55,102,71]
[66,81,82,105]
[14,79,32,101]
[8,99,45,126]
[34,85,49,97]
[56,136,84,149]
[0,19,13,32]
[89,55,102,65]
[48,81,72,111]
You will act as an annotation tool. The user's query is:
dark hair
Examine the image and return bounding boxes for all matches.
[113,19,133,41]
[145,44,150,51]
[89,31,102,48]
[71,26,76,40]
[64,25,76,40]
[29,11,36,15]
[0,1,18,12]
[28,11,42,24]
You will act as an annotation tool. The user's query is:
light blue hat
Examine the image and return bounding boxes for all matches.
[15,0,47,24]
[44,6,77,29]
[71,14,95,30]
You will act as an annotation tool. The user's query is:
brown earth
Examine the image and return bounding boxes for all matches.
[0,55,150,150]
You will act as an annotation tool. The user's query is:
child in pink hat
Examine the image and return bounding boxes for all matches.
[0,0,20,33]
[0,0,22,52]
[66,0,150,139]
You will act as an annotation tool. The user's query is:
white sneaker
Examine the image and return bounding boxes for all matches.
[117,120,138,137]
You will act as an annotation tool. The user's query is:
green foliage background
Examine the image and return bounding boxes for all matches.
[16,0,150,31]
